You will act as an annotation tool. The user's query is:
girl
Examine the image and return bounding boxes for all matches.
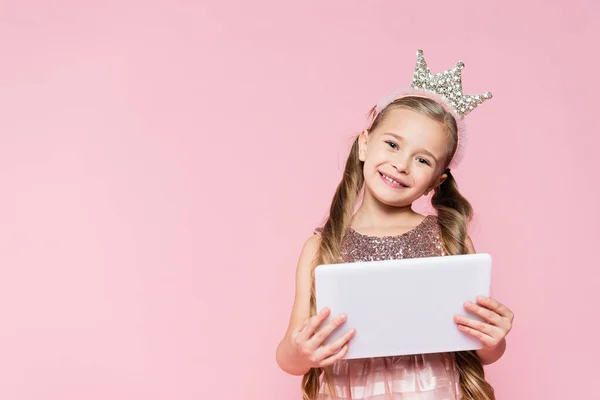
[276,50,514,400]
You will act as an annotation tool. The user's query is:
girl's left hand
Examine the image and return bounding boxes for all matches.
[454,296,514,349]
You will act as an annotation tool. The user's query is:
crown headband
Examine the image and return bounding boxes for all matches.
[371,49,493,168]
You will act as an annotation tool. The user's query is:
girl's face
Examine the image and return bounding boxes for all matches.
[358,107,450,208]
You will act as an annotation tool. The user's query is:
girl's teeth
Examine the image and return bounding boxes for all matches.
[385,175,400,185]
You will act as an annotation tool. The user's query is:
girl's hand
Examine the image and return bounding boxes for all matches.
[291,307,356,369]
[454,296,514,349]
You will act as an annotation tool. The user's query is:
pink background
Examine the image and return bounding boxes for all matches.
[1,1,598,399]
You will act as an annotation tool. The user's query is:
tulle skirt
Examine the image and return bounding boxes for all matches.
[317,353,461,400]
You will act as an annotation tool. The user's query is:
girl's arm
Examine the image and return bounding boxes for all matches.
[275,235,320,375]
[462,236,511,366]
[275,235,355,375]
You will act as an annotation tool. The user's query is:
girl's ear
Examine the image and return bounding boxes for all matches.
[358,130,369,162]
[425,172,448,196]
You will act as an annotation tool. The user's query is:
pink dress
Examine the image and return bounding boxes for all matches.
[314,215,461,400]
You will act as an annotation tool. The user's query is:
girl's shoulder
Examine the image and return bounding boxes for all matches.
[419,214,443,238]
[421,213,441,229]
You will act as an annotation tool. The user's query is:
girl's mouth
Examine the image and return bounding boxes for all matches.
[379,172,407,188]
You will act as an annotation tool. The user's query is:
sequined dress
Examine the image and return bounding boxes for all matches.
[314,215,461,400]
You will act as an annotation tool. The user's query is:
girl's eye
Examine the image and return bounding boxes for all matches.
[417,157,431,166]
[385,140,398,150]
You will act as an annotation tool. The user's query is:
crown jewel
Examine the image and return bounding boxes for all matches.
[411,49,492,117]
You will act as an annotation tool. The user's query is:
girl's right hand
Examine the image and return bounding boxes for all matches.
[291,307,356,369]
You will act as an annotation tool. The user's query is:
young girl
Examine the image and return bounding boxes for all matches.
[276,50,514,400]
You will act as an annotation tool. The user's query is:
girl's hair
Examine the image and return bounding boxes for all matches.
[302,96,495,400]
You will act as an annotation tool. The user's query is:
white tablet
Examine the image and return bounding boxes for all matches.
[314,253,492,359]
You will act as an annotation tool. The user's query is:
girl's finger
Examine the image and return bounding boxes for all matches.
[476,296,514,321]
[457,324,498,347]
[454,315,498,336]
[318,344,350,368]
[295,308,330,342]
[315,327,356,359]
[308,313,349,348]
[464,301,502,326]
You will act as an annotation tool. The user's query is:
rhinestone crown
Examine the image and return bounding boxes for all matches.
[411,49,492,117]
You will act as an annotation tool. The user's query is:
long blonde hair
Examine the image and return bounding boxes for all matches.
[302,96,495,400]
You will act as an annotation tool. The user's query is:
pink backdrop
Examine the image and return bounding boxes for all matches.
[1,1,598,399]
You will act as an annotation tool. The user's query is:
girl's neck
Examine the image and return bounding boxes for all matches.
[351,191,423,232]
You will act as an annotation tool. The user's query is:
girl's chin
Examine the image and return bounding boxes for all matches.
[365,190,416,208]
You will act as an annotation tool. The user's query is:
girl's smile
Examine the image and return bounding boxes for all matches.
[378,171,409,188]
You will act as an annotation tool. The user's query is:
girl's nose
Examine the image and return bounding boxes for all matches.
[392,156,410,174]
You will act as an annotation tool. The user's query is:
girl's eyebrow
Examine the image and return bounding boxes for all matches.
[382,133,438,163]
[382,132,405,141]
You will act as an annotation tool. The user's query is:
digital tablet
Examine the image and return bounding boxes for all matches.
[314,253,492,359]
